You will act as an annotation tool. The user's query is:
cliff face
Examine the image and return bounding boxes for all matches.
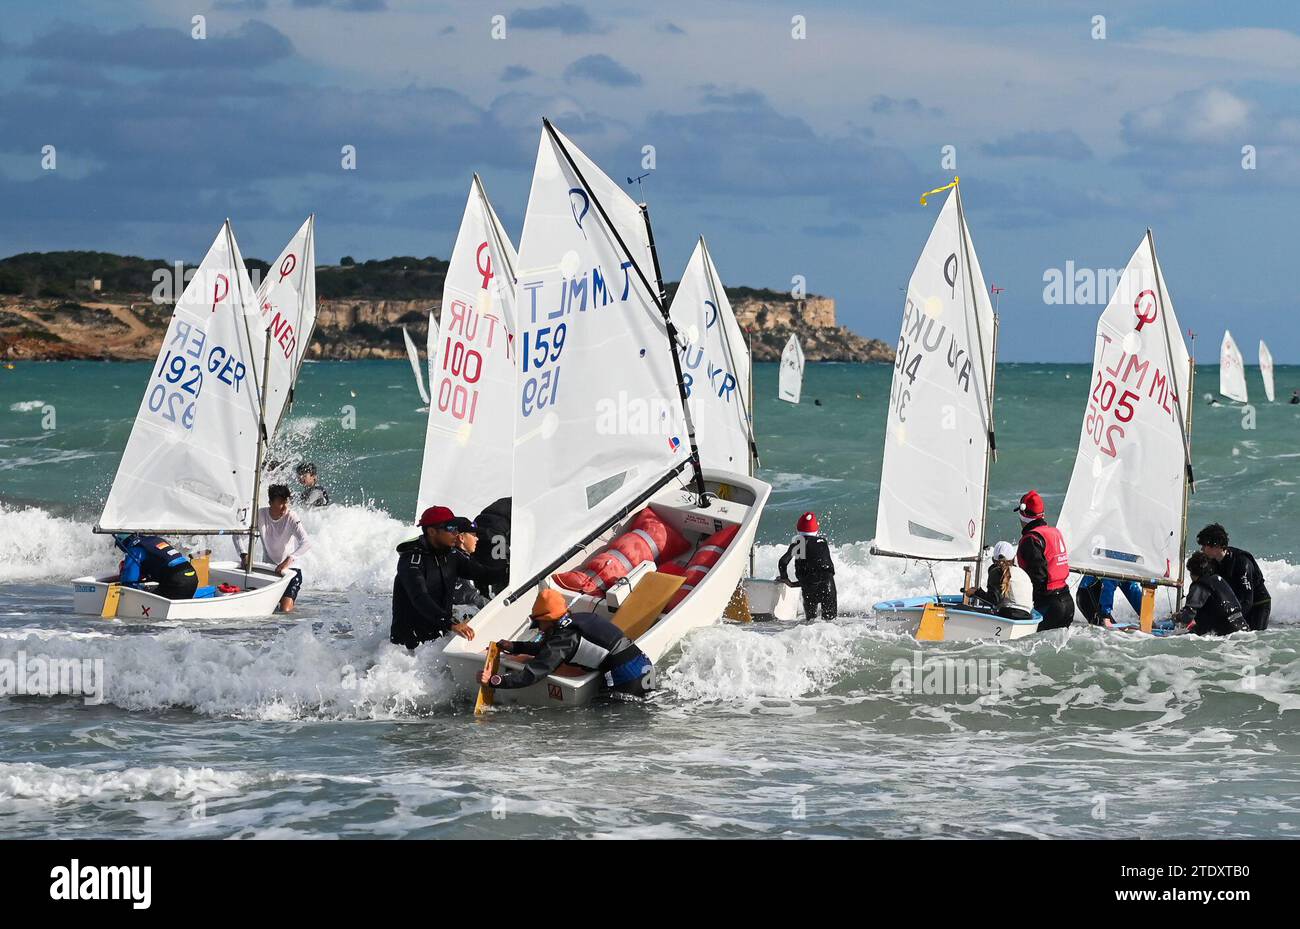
[0,292,894,364]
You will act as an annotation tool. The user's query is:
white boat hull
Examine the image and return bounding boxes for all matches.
[873,595,1041,641]
[444,469,771,708]
[743,577,801,622]
[71,561,293,622]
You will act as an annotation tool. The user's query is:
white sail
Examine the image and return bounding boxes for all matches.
[873,186,995,561]
[98,221,264,533]
[1220,330,1248,403]
[508,121,687,587]
[668,238,752,472]
[1057,233,1191,583]
[415,177,519,521]
[402,324,430,405]
[1259,340,1275,403]
[253,215,316,441]
[426,311,439,401]
[778,334,804,403]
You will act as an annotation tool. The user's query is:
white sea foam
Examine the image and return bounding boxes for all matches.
[8,400,45,412]
[0,762,259,803]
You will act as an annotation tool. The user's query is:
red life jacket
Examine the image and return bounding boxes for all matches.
[1019,524,1070,591]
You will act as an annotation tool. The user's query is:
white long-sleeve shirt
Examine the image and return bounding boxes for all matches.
[236,508,311,567]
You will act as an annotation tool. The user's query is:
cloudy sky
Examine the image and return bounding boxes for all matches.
[2,1,1298,361]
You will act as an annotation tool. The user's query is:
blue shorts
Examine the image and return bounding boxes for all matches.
[605,653,653,691]
[284,569,303,601]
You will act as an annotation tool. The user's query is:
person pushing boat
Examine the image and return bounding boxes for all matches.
[390,505,507,650]
[1171,552,1249,636]
[777,511,837,621]
[1195,523,1271,631]
[479,589,655,698]
[296,462,330,508]
[1014,490,1075,631]
[237,483,311,613]
[111,534,198,600]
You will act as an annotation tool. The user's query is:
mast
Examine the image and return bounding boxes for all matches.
[1176,335,1196,611]
[699,237,760,471]
[473,173,517,285]
[246,315,274,584]
[954,182,998,589]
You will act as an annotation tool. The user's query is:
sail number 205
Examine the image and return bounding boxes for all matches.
[1086,372,1139,457]
[520,323,566,418]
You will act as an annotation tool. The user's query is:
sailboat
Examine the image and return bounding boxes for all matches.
[778,333,804,403]
[415,174,518,521]
[1219,330,1248,403]
[402,323,431,406]
[442,120,770,707]
[72,218,316,620]
[1056,231,1194,633]
[1259,340,1275,403]
[869,180,1039,641]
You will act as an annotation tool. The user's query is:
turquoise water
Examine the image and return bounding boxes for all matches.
[1,361,1297,838]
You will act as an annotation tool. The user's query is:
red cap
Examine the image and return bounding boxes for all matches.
[418,505,457,528]
[797,511,819,534]
[1014,491,1045,519]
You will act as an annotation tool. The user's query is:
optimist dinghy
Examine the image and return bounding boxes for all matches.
[1056,230,1195,632]
[72,218,317,621]
[868,179,1038,641]
[441,120,770,707]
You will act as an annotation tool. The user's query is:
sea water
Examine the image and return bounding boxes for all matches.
[1,361,1296,838]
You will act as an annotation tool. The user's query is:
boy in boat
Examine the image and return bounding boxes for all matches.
[112,534,198,599]
[1171,552,1249,636]
[296,462,330,508]
[479,589,655,697]
[1076,575,1144,628]
[237,483,310,613]
[1014,490,1075,631]
[1196,523,1271,631]
[964,541,1034,620]
[777,511,837,621]
[390,506,507,650]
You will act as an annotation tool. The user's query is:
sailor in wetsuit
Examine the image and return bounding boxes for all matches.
[480,589,655,697]
[777,511,837,621]
[112,533,198,599]
[1171,552,1249,636]
[1196,523,1271,631]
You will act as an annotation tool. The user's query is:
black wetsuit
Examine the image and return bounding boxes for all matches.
[1017,518,1075,631]
[117,534,198,600]
[778,535,837,620]
[1215,547,1271,631]
[390,536,507,649]
[471,496,511,598]
[1174,573,1248,636]
[495,612,653,697]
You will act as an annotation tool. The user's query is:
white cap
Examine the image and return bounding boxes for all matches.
[991,540,1016,562]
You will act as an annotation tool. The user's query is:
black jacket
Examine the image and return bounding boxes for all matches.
[1216,547,1270,614]
[1174,573,1248,636]
[1016,518,1051,599]
[778,535,835,586]
[390,537,506,649]
[495,611,643,689]
[471,496,511,597]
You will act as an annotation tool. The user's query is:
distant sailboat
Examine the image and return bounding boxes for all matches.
[1220,330,1248,403]
[1259,340,1275,403]
[72,219,316,620]
[778,334,804,403]
[1057,230,1194,629]
[402,323,430,406]
[870,180,1036,641]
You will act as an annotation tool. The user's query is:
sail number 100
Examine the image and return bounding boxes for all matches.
[1086,372,1139,457]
